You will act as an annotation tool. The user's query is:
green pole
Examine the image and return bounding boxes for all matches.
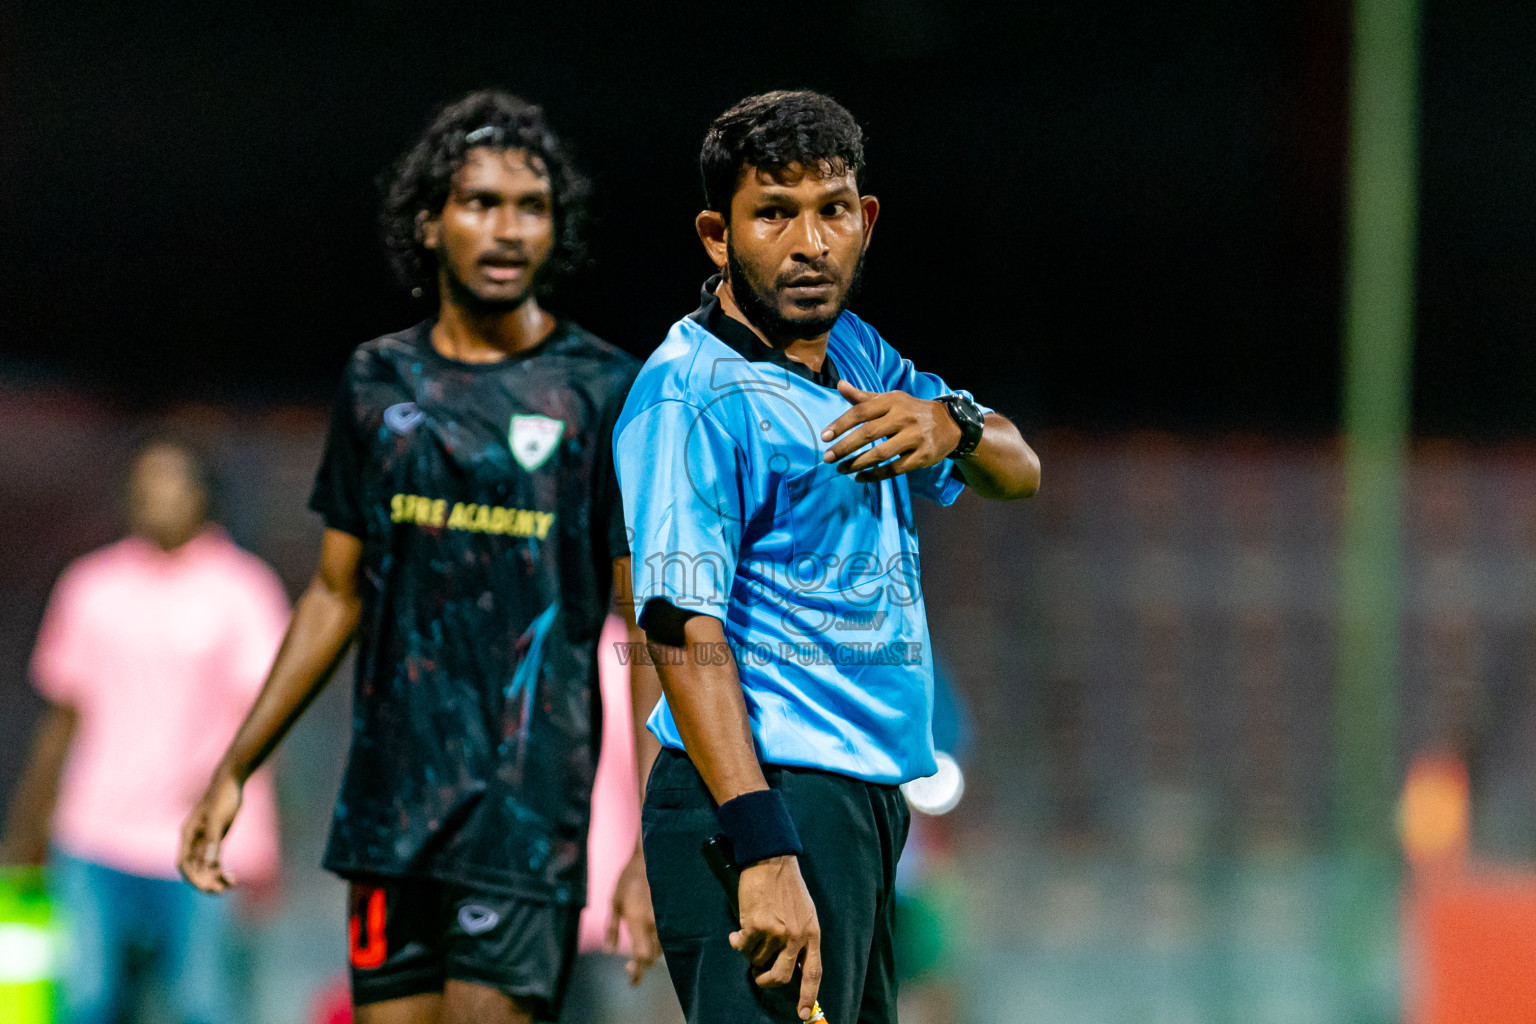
[1336,0,1419,860]
[1332,0,1418,1018]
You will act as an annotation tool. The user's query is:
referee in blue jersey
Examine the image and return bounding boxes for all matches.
[613,91,1040,1024]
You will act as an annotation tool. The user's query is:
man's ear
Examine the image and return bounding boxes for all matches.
[416,209,441,251]
[859,195,880,249]
[695,209,728,269]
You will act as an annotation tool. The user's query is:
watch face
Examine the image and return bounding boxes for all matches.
[950,395,983,429]
[943,395,984,456]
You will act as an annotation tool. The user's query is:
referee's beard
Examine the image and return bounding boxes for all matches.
[726,240,866,348]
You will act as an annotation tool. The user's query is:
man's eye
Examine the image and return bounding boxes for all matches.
[823,202,849,217]
[759,207,789,220]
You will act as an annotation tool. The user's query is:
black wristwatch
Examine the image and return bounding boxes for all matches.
[936,392,985,460]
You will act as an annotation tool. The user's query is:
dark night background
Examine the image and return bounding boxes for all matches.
[0,0,1531,436]
[5,7,1536,1020]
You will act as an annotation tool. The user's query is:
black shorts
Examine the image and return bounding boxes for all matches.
[346,877,580,1019]
[642,747,911,1024]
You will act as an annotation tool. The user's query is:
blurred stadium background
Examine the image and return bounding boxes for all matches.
[6,0,1536,1022]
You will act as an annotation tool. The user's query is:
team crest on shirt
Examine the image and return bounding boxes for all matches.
[509,414,564,472]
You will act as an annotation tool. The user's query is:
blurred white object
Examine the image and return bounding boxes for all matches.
[0,923,54,982]
[902,751,965,815]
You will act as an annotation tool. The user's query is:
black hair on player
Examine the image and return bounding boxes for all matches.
[700,90,865,215]
[380,89,590,293]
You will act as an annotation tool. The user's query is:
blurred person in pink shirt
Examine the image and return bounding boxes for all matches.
[1,436,289,1024]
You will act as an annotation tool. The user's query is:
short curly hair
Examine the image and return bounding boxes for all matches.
[380,90,590,293]
[700,90,866,215]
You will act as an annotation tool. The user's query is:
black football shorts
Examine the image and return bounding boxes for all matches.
[347,876,580,1019]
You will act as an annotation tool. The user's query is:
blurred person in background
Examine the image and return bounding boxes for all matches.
[179,90,662,1024]
[0,435,289,1024]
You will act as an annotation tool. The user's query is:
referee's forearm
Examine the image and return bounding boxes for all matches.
[647,614,768,804]
[626,621,663,802]
[957,413,1041,500]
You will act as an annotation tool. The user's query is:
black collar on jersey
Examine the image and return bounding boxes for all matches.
[688,275,842,390]
[410,317,571,373]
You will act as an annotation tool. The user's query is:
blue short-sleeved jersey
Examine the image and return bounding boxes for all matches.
[614,281,988,785]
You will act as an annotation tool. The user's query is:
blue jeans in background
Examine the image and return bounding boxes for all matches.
[49,849,235,1024]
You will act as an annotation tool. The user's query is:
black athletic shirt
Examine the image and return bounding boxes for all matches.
[310,318,637,904]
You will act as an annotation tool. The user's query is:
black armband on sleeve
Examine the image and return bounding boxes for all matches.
[638,597,701,648]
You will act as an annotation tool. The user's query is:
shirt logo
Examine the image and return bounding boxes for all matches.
[384,402,426,435]
[509,415,564,472]
[457,904,501,935]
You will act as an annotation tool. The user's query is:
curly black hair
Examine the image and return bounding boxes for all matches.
[380,90,590,294]
[700,90,866,215]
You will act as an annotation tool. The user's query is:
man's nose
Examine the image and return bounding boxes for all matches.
[492,206,525,241]
[787,212,829,259]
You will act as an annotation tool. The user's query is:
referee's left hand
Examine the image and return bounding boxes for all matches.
[821,380,963,482]
[607,846,661,984]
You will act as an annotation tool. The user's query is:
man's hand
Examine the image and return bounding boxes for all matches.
[821,380,962,482]
[606,845,661,985]
[731,854,823,1021]
[179,770,243,894]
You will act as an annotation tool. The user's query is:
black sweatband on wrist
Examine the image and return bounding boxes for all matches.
[715,788,803,867]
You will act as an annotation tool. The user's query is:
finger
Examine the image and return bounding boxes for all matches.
[730,928,767,961]
[623,908,660,985]
[733,924,782,968]
[189,863,226,894]
[820,400,885,446]
[823,383,889,441]
[823,416,898,463]
[605,899,622,954]
[836,379,877,404]
[839,434,913,474]
[202,840,232,892]
[179,826,215,889]
[635,920,661,974]
[754,940,803,988]
[798,937,824,1020]
[185,860,223,894]
[855,450,924,483]
[625,928,659,986]
[177,823,202,878]
[627,908,660,962]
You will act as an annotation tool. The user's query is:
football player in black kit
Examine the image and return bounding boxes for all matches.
[177,91,662,1024]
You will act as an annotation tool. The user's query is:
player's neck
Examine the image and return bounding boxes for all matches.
[716,279,829,373]
[432,293,554,364]
[133,521,205,553]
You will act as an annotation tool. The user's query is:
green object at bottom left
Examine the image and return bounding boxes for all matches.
[0,866,62,1024]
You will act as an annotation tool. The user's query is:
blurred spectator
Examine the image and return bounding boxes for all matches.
[0,436,288,1024]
